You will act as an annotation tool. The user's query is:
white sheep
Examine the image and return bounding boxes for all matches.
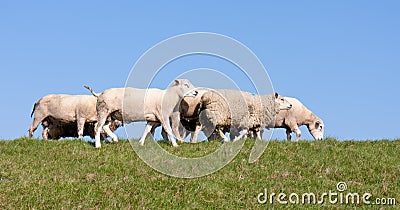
[86,79,197,148]
[198,89,249,142]
[274,97,324,141]
[29,93,121,141]
[198,90,292,142]
[241,93,291,139]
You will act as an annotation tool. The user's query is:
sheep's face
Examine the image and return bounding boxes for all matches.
[180,88,206,118]
[309,120,324,140]
[180,97,201,118]
[275,93,292,110]
[171,79,198,97]
[109,120,123,131]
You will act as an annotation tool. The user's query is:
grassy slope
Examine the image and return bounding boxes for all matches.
[0,138,399,209]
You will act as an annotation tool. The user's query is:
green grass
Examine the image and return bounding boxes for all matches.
[0,137,399,209]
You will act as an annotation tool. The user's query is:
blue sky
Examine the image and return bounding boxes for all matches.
[1,1,399,140]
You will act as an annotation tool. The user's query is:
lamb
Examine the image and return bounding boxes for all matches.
[85,79,197,148]
[41,117,122,140]
[274,97,324,141]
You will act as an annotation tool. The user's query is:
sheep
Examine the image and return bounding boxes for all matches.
[85,79,197,148]
[179,89,292,142]
[204,90,254,141]
[274,97,324,141]
[28,94,109,139]
[245,93,295,139]
[199,90,293,142]
[209,91,291,141]
[178,88,210,142]
[197,89,248,142]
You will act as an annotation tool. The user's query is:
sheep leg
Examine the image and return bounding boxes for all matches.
[256,129,262,140]
[259,129,264,139]
[189,131,195,142]
[286,129,292,141]
[162,117,179,147]
[94,112,109,148]
[150,123,170,141]
[218,129,229,142]
[170,113,184,142]
[77,118,86,139]
[190,124,202,143]
[293,127,301,142]
[160,127,169,142]
[138,122,156,146]
[95,121,106,140]
[103,123,118,143]
[42,126,49,140]
[150,124,156,137]
[180,125,190,140]
[229,131,237,140]
[180,129,189,141]
[148,123,158,139]
[229,128,239,140]
[233,129,248,142]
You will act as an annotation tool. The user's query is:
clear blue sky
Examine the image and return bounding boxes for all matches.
[1,1,399,140]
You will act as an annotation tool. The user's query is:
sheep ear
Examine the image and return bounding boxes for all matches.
[315,121,321,129]
[274,92,279,99]
[173,80,180,86]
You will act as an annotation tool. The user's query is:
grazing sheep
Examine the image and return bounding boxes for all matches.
[28,94,114,139]
[274,97,324,141]
[85,79,197,148]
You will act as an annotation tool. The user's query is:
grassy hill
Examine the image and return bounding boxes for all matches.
[0,138,399,209]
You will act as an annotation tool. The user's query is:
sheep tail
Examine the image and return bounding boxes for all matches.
[84,85,99,97]
[30,101,39,118]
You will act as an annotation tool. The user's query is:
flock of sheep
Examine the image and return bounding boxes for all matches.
[28,79,324,148]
